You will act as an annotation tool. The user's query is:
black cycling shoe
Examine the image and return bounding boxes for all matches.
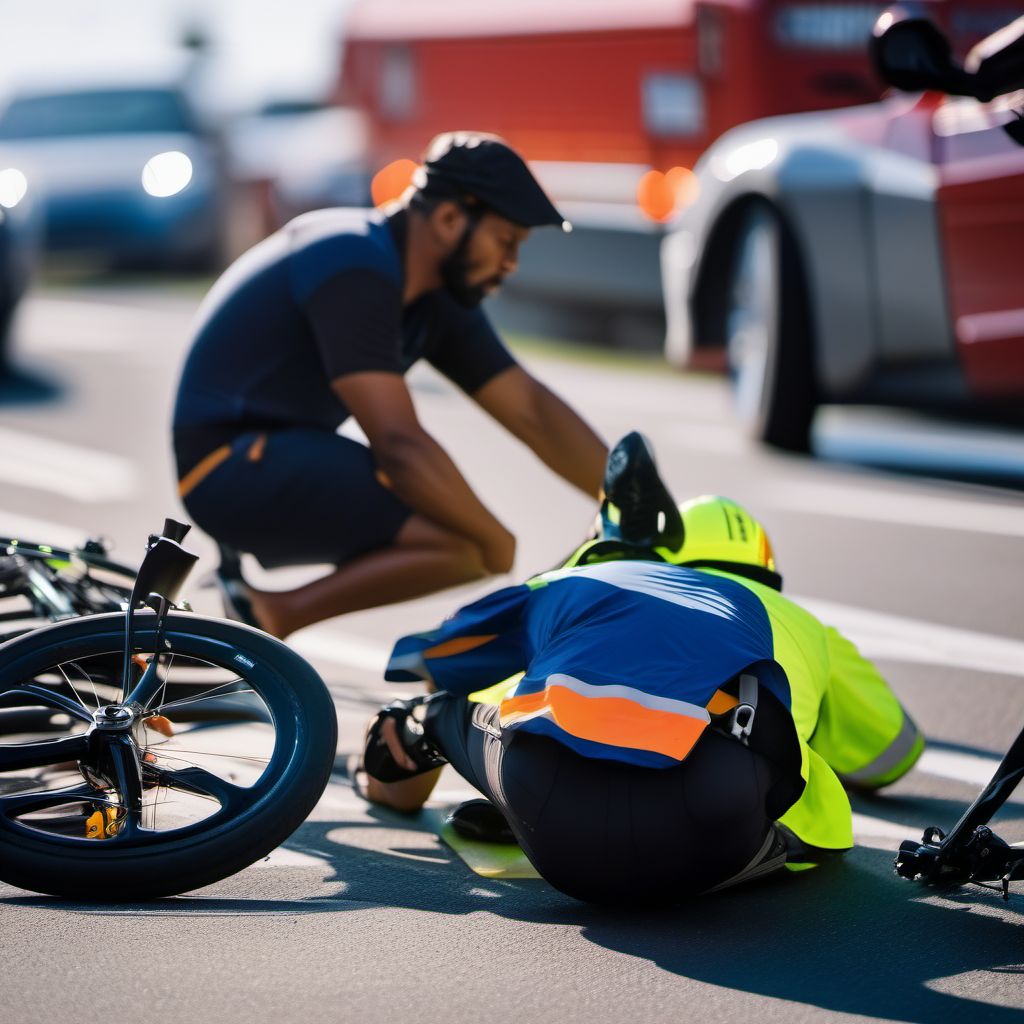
[601,431,684,551]
[446,799,517,844]
[214,545,262,631]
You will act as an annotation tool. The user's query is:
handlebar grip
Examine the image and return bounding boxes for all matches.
[161,518,191,543]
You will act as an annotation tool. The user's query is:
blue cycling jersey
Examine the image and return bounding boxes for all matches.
[388,560,791,768]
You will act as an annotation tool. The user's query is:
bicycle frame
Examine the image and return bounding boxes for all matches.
[895,720,1024,897]
[0,533,139,635]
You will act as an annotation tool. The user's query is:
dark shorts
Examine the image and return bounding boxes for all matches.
[179,428,412,569]
[423,694,786,905]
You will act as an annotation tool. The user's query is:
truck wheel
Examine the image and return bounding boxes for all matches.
[724,201,816,452]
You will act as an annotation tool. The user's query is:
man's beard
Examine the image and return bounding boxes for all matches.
[440,223,498,308]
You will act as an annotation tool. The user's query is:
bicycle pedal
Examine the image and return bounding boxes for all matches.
[85,807,121,839]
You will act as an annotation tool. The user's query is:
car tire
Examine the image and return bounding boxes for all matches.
[724,201,816,452]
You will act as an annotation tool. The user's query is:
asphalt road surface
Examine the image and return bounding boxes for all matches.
[1,284,1023,1024]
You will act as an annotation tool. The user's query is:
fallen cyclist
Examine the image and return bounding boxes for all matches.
[355,432,924,905]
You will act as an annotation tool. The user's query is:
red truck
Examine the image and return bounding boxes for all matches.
[338,0,1012,343]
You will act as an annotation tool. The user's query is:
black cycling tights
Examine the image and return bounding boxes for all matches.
[424,693,783,905]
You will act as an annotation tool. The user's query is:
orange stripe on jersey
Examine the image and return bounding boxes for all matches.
[423,634,499,660]
[501,684,709,761]
[706,689,739,715]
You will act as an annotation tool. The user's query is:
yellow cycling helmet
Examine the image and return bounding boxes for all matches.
[666,495,782,590]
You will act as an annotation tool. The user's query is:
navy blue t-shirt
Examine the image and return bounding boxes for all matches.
[172,208,516,474]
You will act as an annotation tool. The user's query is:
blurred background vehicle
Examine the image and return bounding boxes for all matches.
[225,99,370,243]
[660,10,1024,450]
[0,158,38,373]
[0,69,229,272]
[336,0,1014,347]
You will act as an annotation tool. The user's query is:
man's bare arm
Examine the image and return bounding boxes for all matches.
[473,366,607,499]
[333,372,515,573]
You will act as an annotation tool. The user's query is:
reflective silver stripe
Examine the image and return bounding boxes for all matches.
[705,827,787,893]
[544,672,712,720]
[537,562,740,621]
[842,711,922,784]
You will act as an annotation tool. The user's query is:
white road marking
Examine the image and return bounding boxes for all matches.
[292,629,389,674]
[0,426,139,502]
[796,595,1024,678]
[19,296,193,354]
[764,480,1024,538]
[852,813,917,846]
[917,747,1011,794]
[0,508,91,547]
[666,422,748,456]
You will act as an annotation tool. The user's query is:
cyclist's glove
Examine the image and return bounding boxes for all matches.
[362,697,447,782]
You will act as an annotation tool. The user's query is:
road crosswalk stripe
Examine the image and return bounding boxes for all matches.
[764,480,1024,538]
[796,595,1024,678]
[0,507,99,547]
[0,426,139,502]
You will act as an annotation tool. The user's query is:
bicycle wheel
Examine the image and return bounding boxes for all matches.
[0,611,337,899]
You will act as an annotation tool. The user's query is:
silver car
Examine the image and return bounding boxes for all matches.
[0,77,226,271]
[660,14,1024,450]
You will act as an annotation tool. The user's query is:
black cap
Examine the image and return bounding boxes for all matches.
[414,131,571,232]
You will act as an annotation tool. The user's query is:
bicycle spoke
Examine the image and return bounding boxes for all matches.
[64,660,101,711]
[146,745,271,765]
[0,781,101,818]
[155,688,260,712]
[57,664,93,713]
[0,685,94,723]
[0,733,90,771]
[156,654,173,714]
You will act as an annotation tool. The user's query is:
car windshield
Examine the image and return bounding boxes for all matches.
[0,89,196,139]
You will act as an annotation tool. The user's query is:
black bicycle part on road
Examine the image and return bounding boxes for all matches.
[0,533,137,641]
[895,719,1024,898]
[0,610,337,900]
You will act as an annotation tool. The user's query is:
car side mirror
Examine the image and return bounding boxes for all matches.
[967,15,1024,102]
[870,14,974,96]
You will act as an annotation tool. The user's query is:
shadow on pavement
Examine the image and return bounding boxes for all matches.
[577,847,1024,1023]
[5,812,1022,1021]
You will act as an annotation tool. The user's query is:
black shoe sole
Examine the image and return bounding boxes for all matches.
[602,431,684,550]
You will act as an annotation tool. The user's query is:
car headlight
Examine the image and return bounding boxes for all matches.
[0,168,28,209]
[142,151,193,198]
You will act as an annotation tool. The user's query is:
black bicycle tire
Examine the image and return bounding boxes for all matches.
[0,612,337,900]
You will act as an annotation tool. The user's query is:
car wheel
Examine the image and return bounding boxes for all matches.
[724,201,816,452]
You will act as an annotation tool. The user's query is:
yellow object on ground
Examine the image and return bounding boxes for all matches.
[85,807,121,839]
[425,808,540,879]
